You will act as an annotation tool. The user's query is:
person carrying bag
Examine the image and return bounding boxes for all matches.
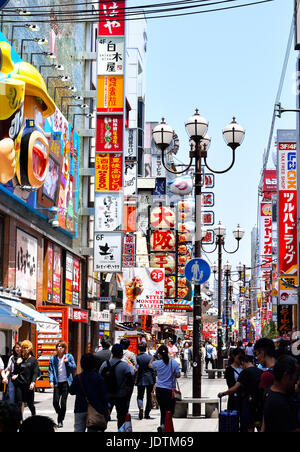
[79,375,107,432]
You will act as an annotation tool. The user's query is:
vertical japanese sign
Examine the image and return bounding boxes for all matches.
[16,229,38,300]
[94,1,126,272]
[277,130,298,305]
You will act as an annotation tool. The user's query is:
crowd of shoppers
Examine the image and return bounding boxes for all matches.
[218,336,300,432]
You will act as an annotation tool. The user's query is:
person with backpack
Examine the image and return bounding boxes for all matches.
[224,348,245,412]
[100,344,134,430]
[69,353,109,432]
[136,342,156,420]
[218,355,263,432]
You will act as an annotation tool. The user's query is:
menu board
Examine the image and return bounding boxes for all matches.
[36,306,69,388]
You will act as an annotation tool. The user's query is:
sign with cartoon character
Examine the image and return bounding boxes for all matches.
[0,35,80,237]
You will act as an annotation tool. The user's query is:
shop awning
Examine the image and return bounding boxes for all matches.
[0,305,22,330]
[0,296,59,327]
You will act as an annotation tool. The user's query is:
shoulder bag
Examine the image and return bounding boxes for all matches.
[170,360,182,401]
[78,375,107,431]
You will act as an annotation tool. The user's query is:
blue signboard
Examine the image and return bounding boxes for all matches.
[184,258,211,285]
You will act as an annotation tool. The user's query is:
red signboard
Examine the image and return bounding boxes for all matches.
[96,115,123,152]
[263,169,277,199]
[72,308,88,323]
[99,1,125,36]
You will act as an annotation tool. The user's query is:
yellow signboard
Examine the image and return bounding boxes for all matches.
[97,75,124,113]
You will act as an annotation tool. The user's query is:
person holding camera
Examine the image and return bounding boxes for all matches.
[149,345,180,431]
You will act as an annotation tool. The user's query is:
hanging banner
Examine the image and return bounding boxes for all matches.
[277,304,293,333]
[123,233,135,268]
[65,253,73,305]
[123,267,165,317]
[259,202,272,271]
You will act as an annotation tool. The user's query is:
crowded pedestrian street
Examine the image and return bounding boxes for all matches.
[0,0,300,436]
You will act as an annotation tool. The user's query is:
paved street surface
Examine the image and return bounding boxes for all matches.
[23,371,228,433]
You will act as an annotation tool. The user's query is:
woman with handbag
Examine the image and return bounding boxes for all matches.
[149,345,181,431]
[69,353,109,432]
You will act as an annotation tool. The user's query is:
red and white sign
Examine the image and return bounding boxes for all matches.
[98,1,125,36]
[263,169,277,199]
[72,309,88,323]
[150,230,176,251]
[96,116,123,152]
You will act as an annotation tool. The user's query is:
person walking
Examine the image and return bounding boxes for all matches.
[69,353,109,432]
[181,342,192,378]
[120,337,137,413]
[94,338,111,372]
[136,342,155,420]
[149,345,181,431]
[12,340,40,419]
[205,340,215,370]
[219,354,263,432]
[245,342,255,362]
[1,342,21,402]
[100,344,134,430]
[48,340,77,428]
[262,354,300,432]
[224,348,244,412]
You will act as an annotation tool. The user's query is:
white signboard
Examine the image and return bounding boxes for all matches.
[124,128,137,159]
[94,232,122,272]
[94,193,123,232]
[16,229,38,300]
[98,37,124,75]
[124,162,137,197]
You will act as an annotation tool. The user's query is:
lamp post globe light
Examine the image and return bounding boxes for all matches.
[152,109,245,414]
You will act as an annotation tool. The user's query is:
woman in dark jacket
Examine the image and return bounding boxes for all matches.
[224,348,245,411]
[12,340,40,418]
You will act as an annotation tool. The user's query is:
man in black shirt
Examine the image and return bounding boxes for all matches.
[262,354,300,432]
[94,339,112,372]
[218,355,263,432]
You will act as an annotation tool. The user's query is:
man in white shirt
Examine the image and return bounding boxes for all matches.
[49,341,76,428]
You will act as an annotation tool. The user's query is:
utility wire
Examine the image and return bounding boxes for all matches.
[1,0,274,24]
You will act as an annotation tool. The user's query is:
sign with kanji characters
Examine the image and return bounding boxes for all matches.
[277,304,293,333]
[124,162,137,197]
[150,206,175,229]
[94,192,123,231]
[124,203,137,232]
[202,173,215,188]
[124,128,137,159]
[149,253,175,275]
[96,115,123,152]
[123,233,135,268]
[99,1,125,37]
[72,309,88,323]
[97,75,124,113]
[94,232,122,272]
[202,211,214,226]
[277,131,298,281]
[201,192,214,207]
[98,37,124,75]
[202,229,215,245]
[95,153,123,191]
[150,230,176,252]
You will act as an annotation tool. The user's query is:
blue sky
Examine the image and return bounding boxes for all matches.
[140,0,296,283]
